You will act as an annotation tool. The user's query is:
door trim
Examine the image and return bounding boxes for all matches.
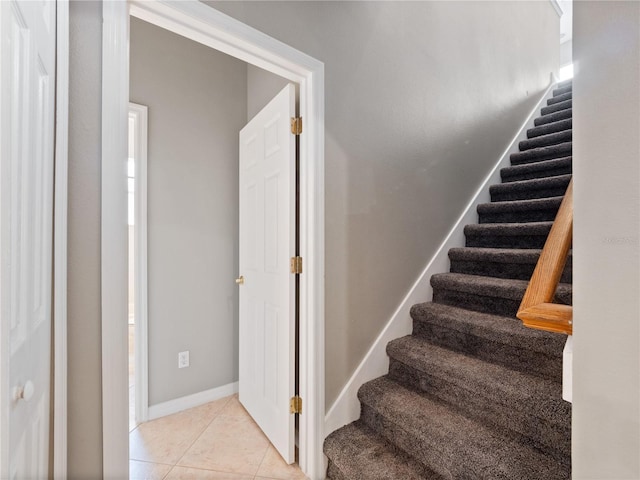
[128,102,149,425]
[54,1,70,478]
[101,1,325,479]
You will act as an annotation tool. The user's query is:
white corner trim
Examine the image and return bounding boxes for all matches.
[549,0,563,17]
[148,382,239,420]
[325,77,559,437]
[53,1,69,478]
[129,102,149,424]
[563,336,573,403]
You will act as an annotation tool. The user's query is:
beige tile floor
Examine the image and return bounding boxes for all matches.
[129,394,307,479]
[129,324,305,480]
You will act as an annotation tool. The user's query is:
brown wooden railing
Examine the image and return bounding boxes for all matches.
[517,179,573,335]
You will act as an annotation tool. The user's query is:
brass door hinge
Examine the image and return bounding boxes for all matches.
[290,256,303,274]
[290,396,302,414]
[290,117,302,135]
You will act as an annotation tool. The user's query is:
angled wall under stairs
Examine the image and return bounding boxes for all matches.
[324,79,573,479]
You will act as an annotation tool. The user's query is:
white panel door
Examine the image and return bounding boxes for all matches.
[238,84,296,464]
[0,1,56,478]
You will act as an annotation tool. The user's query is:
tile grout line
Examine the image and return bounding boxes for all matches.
[172,395,236,470]
[130,395,236,476]
[252,441,272,479]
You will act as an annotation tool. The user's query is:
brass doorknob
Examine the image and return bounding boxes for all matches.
[235,276,244,285]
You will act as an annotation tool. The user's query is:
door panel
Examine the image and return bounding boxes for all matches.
[238,84,296,464]
[0,1,56,478]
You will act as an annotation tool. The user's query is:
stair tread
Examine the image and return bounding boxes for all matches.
[534,108,572,126]
[510,142,572,165]
[324,421,440,480]
[527,118,572,139]
[541,99,572,115]
[519,129,572,151]
[359,377,570,480]
[411,301,565,357]
[478,195,563,213]
[547,91,572,105]
[501,157,572,181]
[552,85,572,97]
[490,174,572,195]
[449,246,572,264]
[387,336,567,411]
[465,221,553,237]
[431,272,572,304]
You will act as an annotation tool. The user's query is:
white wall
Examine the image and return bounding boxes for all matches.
[572,2,640,477]
[560,40,573,67]
[211,0,560,406]
[130,18,247,405]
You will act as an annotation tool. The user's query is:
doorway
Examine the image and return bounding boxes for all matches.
[102,2,325,479]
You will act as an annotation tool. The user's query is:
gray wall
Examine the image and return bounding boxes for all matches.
[573,2,640,477]
[247,64,289,119]
[211,0,560,405]
[68,1,103,477]
[130,18,246,405]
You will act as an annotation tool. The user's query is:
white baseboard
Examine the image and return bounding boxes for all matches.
[324,78,558,437]
[147,381,239,420]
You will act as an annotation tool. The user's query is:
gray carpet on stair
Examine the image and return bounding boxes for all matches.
[411,302,566,379]
[324,82,573,479]
[534,107,572,126]
[519,129,571,151]
[501,156,572,183]
[490,174,571,202]
[509,141,572,165]
[527,118,572,139]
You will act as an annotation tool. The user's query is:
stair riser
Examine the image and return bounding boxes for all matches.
[387,360,571,463]
[547,92,572,105]
[449,259,572,283]
[411,318,563,380]
[541,100,572,116]
[501,165,572,183]
[490,184,569,202]
[465,234,549,249]
[519,130,572,151]
[534,108,572,126]
[527,118,572,139]
[433,289,521,317]
[478,208,560,224]
[510,143,572,166]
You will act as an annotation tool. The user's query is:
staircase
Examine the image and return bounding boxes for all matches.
[324,80,573,479]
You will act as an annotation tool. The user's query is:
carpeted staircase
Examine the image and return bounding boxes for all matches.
[324,80,573,479]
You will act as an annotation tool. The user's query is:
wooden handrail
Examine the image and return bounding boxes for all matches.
[517,179,573,335]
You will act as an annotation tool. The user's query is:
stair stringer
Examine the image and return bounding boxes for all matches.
[324,74,559,438]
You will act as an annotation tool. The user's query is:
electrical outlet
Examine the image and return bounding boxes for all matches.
[178,351,190,369]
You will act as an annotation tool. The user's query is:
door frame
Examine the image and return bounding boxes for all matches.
[101,1,325,479]
[53,1,70,478]
[128,102,149,425]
